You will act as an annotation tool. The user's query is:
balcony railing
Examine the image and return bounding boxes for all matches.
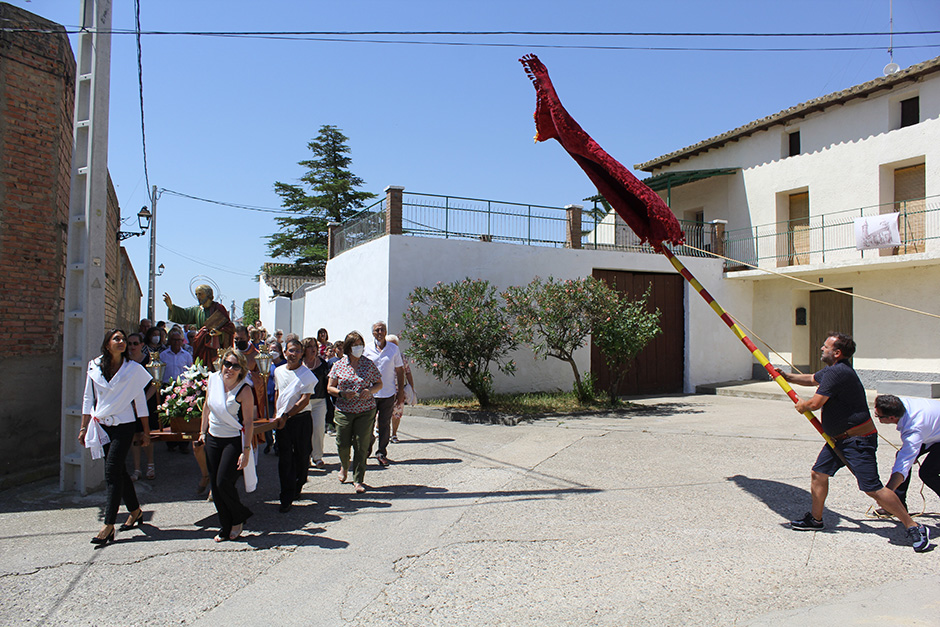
[332,190,722,259]
[331,198,386,257]
[401,192,570,246]
[723,195,940,271]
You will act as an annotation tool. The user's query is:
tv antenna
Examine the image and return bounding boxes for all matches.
[884,0,900,76]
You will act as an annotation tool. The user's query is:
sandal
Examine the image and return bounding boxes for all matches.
[354,483,366,494]
[197,476,210,494]
[145,464,156,480]
[229,523,243,540]
[338,467,347,483]
[130,469,142,482]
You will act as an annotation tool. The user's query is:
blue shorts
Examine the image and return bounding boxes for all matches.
[812,434,883,492]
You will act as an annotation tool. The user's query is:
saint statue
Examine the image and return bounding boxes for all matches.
[163,284,234,372]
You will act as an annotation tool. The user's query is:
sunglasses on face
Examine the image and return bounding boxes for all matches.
[222,361,241,370]
[127,341,140,346]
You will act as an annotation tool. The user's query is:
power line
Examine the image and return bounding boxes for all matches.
[135,35,939,53]
[160,189,293,214]
[1,23,937,37]
[134,0,150,204]
[2,23,939,52]
[156,243,257,277]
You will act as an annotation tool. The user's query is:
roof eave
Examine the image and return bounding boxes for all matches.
[635,56,940,173]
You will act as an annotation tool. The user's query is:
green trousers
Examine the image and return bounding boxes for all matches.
[334,408,376,484]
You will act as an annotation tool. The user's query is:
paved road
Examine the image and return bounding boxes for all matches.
[1,393,937,626]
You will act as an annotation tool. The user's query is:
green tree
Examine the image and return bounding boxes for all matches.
[592,287,662,404]
[503,276,615,402]
[266,125,376,276]
[403,279,517,408]
[242,298,259,326]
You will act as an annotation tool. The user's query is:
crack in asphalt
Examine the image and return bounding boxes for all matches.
[0,544,296,580]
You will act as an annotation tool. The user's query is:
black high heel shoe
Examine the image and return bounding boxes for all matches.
[90,528,115,547]
[119,510,144,531]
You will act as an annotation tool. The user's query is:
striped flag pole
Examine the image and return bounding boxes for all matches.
[660,246,840,450]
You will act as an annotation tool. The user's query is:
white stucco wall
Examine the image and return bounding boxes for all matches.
[258,279,292,336]
[747,260,940,379]
[649,73,940,256]
[633,68,940,385]
[300,236,392,346]
[302,234,754,400]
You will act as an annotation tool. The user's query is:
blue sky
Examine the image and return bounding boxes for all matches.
[8,0,940,320]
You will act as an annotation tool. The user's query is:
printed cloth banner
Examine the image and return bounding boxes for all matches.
[855,213,901,250]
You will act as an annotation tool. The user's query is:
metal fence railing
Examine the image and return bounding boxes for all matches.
[332,191,940,270]
[331,198,386,258]
[723,195,940,271]
[581,213,720,259]
[401,192,570,246]
[333,190,726,259]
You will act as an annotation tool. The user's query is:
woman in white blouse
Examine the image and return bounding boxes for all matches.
[80,329,153,547]
[197,348,256,542]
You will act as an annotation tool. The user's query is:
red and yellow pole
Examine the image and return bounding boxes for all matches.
[660,246,839,449]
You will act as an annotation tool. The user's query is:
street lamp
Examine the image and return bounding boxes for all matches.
[117,206,151,241]
[157,264,165,276]
[137,206,152,230]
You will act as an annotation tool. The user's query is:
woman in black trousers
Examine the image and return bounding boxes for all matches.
[80,329,154,546]
[198,348,256,542]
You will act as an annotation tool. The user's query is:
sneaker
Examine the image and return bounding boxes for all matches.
[790,512,824,531]
[907,524,930,553]
[375,453,390,467]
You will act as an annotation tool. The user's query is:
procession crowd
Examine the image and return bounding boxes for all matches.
[79,288,416,545]
[78,297,938,553]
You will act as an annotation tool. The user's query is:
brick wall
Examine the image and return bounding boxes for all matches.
[0,3,74,356]
[0,3,76,486]
[116,247,143,333]
[0,4,144,487]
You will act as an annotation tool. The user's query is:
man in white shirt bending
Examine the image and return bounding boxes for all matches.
[874,394,940,514]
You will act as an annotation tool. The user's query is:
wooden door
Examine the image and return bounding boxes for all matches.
[788,192,810,266]
[591,270,684,396]
[809,288,853,373]
[894,164,925,254]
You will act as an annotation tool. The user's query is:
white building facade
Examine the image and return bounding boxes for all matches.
[633,56,940,385]
[296,233,751,399]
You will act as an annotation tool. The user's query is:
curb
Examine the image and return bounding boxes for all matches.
[403,404,651,426]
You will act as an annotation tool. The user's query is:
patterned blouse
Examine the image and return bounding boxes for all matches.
[329,355,382,414]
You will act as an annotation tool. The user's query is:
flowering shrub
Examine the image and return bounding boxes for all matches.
[591,287,662,404]
[504,276,615,403]
[403,278,517,408]
[159,359,209,425]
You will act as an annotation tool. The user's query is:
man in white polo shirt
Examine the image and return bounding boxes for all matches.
[874,394,940,514]
[274,338,317,513]
[363,321,404,466]
[160,328,193,383]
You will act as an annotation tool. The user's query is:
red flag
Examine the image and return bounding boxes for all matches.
[520,54,684,252]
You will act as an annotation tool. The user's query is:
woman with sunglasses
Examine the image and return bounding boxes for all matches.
[197,349,255,542]
[80,329,153,546]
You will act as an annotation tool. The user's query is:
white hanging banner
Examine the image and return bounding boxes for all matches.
[855,213,901,250]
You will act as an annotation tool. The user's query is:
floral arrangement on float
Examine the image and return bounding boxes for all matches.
[159,359,209,432]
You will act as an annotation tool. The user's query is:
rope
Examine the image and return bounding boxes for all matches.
[681,243,940,320]
[681,246,936,516]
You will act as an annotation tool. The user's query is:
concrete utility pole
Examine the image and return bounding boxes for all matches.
[60,0,112,493]
[148,185,157,320]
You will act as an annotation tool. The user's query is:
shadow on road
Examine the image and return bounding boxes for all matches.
[727,474,927,548]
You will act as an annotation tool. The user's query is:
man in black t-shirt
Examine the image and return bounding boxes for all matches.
[781,332,929,552]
